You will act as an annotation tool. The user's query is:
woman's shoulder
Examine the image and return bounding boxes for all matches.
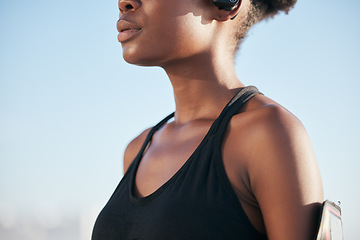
[123,128,152,173]
[228,94,315,168]
[233,93,306,144]
[225,93,311,169]
[240,94,314,167]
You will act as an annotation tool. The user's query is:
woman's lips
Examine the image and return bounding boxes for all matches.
[117,28,142,43]
[117,19,142,43]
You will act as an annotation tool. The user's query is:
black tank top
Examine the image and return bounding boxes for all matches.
[92,86,267,240]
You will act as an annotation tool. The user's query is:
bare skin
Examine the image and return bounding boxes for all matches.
[118,0,324,239]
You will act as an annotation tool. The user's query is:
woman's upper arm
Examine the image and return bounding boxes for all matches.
[249,106,323,239]
[123,128,151,174]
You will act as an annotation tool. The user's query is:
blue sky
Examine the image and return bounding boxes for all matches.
[1,0,359,239]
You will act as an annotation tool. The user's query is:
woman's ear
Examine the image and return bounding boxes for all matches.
[212,0,242,21]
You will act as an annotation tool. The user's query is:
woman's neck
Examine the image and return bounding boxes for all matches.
[162,53,244,125]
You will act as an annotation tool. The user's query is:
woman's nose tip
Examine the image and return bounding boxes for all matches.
[118,0,140,14]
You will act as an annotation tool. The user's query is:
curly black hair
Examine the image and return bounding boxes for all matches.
[253,0,297,19]
[234,0,297,52]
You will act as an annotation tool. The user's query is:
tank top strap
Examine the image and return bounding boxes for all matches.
[209,86,262,140]
[134,112,175,163]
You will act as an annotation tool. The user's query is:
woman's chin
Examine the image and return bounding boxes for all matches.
[123,56,153,66]
[122,52,160,67]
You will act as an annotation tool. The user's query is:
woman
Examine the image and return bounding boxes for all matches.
[92,0,323,239]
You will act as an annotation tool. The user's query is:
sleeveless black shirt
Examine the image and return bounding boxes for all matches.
[92,86,267,240]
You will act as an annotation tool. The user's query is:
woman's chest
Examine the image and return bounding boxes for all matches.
[134,122,213,198]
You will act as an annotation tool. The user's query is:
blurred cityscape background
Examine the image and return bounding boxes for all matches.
[1,0,359,239]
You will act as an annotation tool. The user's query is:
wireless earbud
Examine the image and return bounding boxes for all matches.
[212,0,239,11]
